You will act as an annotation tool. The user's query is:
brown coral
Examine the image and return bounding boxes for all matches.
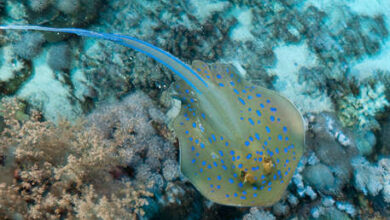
[0,98,152,219]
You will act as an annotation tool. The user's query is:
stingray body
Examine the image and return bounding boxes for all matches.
[0,25,304,207]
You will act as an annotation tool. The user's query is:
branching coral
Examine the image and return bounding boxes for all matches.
[0,98,153,219]
[337,82,389,130]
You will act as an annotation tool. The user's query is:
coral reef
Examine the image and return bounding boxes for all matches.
[0,0,390,219]
[12,32,46,60]
[47,43,72,71]
[0,97,153,219]
[337,82,389,130]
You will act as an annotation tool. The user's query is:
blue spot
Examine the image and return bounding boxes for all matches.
[234,89,239,94]
[261,175,265,179]
[207,177,211,181]
[238,97,246,105]
[242,191,247,195]
[211,134,216,141]
[249,136,254,141]
[219,83,225,87]
[222,165,227,170]
[266,99,270,103]
[256,93,262,97]
[270,107,277,112]
[180,122,184,125]
[192,123,196,128]
[286,159,290,164]
[217,74,222,79]
[197,68,201,72]
[268,181,272,186]
[232,156,236,162]
[234,193,238,197]
[219,151,224,157]
[285,137,289,141]
[225,142,229,146]
[240,117,244,120]
[237,156,241,160]
[189,137,193,141]
[278,135,283,141]
[253,186,258,190]
[200,168,203,173]
[229,178,234,184]
[190,98,194,103]
[268,187,272,191]
[253,193,258,197]
[230,81,235,86]
[238,164,243,168]
[265,126,271,133]
[240,196,246,200]
[256,110,262,117]
[213,161,218,167]
[230,150,235,155]
[196,152,200,157]
[264,141,268,146]
[208,138,212,143]
[238,182,244,188]
[248,95,252,100]
[195,139,199,144]
[255,133,260,140]
[185,89,189,94]
[221,159,225,164]
[217,185,221,189]
[226,194,230,198]
[246,154,252,159]
[270,116,275,122]
[233,173,238,178]
[185,130,189,134]
[283,126,288,133]
[200,143,205,149]
[220,136,224,140]
[191,146,195,151]
[276,159,280,163]
[192,159,196,163]
[217,175,221,180]
[284,148,288,153]
[245,141,250,146]
[208,164,212,169]
[248,118,255,125]
[260,103,265,108]
[202,161,206,166]
[248,107,252,112]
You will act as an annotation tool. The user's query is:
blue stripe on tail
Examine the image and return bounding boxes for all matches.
[0,25,208,93]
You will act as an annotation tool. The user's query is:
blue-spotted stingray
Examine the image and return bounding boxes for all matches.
[0,25,304,207]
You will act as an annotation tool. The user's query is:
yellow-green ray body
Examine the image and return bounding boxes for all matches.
[172,61,304,207]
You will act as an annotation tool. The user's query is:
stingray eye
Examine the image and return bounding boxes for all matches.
[240,170,246,179]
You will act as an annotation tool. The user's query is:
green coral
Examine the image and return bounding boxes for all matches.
[337,82,389,130]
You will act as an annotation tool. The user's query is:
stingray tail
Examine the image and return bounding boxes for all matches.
[0,24,208,93]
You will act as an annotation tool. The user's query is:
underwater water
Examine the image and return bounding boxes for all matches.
[0,0,390,219]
